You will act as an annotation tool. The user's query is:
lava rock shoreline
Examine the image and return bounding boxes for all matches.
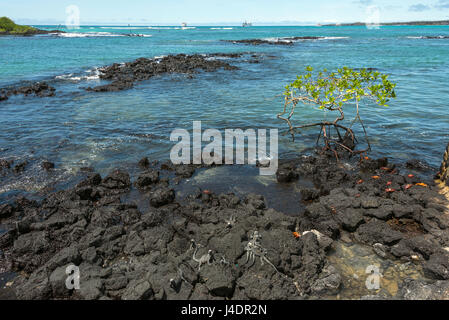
[0,53,258,101]
[1,151,448,300]
[86,53,248,93]
[222,37,325,46]
[0,82,56,101]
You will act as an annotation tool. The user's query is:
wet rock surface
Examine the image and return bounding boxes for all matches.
[86,53,243,92]
[0,52,262,100]
[223,37,324,46]
[0,153,448,300]
[0,82,56,101]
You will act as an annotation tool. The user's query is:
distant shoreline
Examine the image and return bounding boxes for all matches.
[22,20,449,28]
[0,16,64,36]
[323,20,449,27]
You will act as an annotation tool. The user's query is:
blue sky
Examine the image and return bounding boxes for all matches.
[1,0,449,25]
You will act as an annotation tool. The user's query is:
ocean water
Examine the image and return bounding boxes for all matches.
[1,25,449,194]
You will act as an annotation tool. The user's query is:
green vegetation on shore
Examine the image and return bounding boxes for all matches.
[279,66,396,157]
[0,17,39,34]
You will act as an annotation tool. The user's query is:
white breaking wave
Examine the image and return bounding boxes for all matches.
[100,26,146,30]
[210,27,234,30]
[147,26,196,30]
[50,32,152,38]
[265,36,350,42]
[318,36,350,40]
[147,27,176,30]
[406,35,449,39]
[263,37,294,43]
[55,68,101,81]
[51,32,121,38]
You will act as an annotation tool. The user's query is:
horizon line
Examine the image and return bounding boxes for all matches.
[16,19,449,27]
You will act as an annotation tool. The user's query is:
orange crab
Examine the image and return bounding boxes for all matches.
[293,232,301,239]
[415,183,428,187]
[385,188,396,193]
[371,175,380,180]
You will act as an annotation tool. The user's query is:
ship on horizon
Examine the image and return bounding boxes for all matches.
[242,21,252,27]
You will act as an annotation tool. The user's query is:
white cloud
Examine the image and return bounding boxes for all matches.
[409,3,431,11]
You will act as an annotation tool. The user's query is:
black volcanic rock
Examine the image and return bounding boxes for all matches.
[135,170,160,189]
[86,54,240,92]
[423,253,449,280]
[0,159,12,170]
[2,150,449,300]
[101,169,131,189]
[355,220,403,246]
[1,82,56,101]
[13,161,28,173]
[149,187,175,207]
[42,161,55,171]
[223,37,324,46]
[138,157,150,168]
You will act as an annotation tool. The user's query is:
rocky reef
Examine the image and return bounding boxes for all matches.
[222,37,324,46]
[0,82,56,101]
[86,53,243,92]
[0,53,259,100]
[1,151,448,300]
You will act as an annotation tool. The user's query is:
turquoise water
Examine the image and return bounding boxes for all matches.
[1,25,449,193]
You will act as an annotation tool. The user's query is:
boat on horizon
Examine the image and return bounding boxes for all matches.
[242,21,252,27]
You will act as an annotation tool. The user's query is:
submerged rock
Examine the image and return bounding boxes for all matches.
[399,279,449,299]
[138,157,150,168]
[42,161,55,171]
[1,82,56,100]
[310,265,342,296]
[0,159,13,170]
[276,163,299,183]
[13,161,28,173]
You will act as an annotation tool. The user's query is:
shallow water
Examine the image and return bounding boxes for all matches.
[328,242,426,299]
[1,25,449,194]
[175,165,315,215]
